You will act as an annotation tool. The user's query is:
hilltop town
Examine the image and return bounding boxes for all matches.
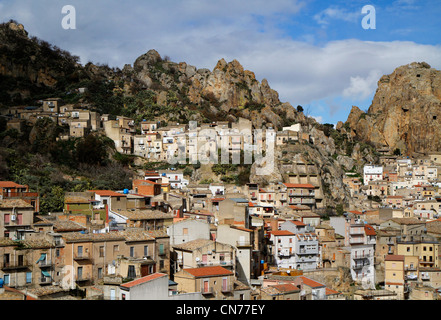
[1,106,441,300]
[1,20,441,301]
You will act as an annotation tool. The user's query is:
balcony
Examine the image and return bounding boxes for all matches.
[73,253,91,261]
[39,276,52,285]
[236,241,252,247]
[76,275,91,282]
[1,260,30,270]
[221,285,233,293]
[103,275,123,285]
[353,253,372,260]
[353,262,370,270]
[278,250,292,257]
[201,287,214,295]
[39,260,54,268]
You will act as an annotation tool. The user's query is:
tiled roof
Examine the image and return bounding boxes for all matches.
[0,238,17,247]
[22,239,53,249]
[183,266,233,278]
[271,230,295,236]
[121,273,168,288]
[0,181,27,188]
[52,219,86,232]
[64,196,93,204]
[283,183,315,189]
[299,276,325,288]
[326,288,341,295]
[385,254,405,261]
[270,283,300,293]
[173,239,213,251]
[364,224,376,236]
[0,199,33,208]
[118,209,173,220]
[287,220,306,226]
[390,218,425,225]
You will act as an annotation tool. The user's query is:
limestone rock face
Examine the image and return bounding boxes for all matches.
[345,62,441,155]
[125,51,303,129]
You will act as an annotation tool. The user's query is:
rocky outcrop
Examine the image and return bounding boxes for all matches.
[345,62,441,155]
[123,49,304,129]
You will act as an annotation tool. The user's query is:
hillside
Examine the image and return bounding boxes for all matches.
[0,20,383,213]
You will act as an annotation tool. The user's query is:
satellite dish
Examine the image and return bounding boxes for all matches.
[196,257,200,262]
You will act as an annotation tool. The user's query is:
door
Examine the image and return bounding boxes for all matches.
[110,289,115,301]
[141,265,149,277]
[203,280,209,293]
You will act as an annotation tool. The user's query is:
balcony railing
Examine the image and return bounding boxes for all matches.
[236,241,252,247]
[201,287,214,295]
[39,260,54,268]
[39,276,52,284]
[76,275,91,282]
[73,253,91,261]
[1,260,30,270]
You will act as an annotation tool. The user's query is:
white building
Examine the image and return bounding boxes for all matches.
[363,165,383,185]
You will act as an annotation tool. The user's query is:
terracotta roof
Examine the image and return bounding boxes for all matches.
[364,224,376,236]
[269,283,300,293]
[283,183,315,189]
[183,266,233,278]
[121,273,168,288]
[0,181,27,188]
[287,220,306,227]
[385,255,405,261]
[326,288,341,295]
[271,230,295,236]
[300,276,325,288]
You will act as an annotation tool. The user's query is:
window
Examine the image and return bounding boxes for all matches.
[56,249,60,257]
[159,259,164,270]
[183,228,188,235]
[144,246,149,257]
[78,246,83,256]
[98,268,103,279]
[99,246,105,257]
[130,247,135,257]
[128,265,136,279]
[113,245,119,253]
[3,274,10,285]
[26,272,32,284]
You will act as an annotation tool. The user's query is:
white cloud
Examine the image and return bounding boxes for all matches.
[314,6,361,26]
[342,69,382,100]
[312,116,323,123]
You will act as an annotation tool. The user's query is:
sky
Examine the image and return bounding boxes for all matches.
[1,0,441,125]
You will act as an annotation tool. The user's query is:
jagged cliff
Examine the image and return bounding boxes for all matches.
[345,62,441,155]
[118,49,306,129]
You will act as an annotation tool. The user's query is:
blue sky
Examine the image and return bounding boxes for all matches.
[1,0,440,125]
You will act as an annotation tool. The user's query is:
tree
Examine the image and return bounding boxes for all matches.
[296,105,304,113]
[76,134,108,166]
[40,185,64,214]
